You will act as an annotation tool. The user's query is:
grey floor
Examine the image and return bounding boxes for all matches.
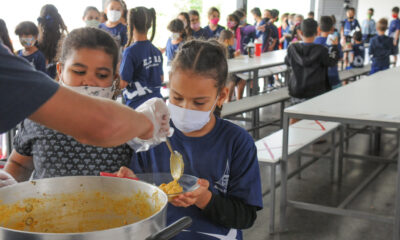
[230,102,397,240]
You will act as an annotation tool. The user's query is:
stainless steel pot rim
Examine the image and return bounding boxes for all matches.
[0,176,168,235]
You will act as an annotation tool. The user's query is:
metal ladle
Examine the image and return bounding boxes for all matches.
[165,139,184,181]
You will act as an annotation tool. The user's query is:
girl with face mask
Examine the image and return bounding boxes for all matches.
[14,21,46,73]
[117,40,263,240]
[82,6,101,28]
[4,28,171,181]
[99,0,127,47]
[204,7,225,39]
[165,18,185,66]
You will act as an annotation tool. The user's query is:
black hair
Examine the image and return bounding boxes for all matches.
[308,11,315,17]
[100,11,108,21]
[38,4,68,63]
[353,31,362,42]
[120,0,128,23]
[15,21,39,37]
[60,27,119,73]
[104,0,122,9]
[319,16,334,32]
[208,7,220,18]
[347,7,355,12]
[188,10,200,17]
[168,19,184,33]
[251,8,262,18]
[301,18,318,37]
[0,19,14,53]
[227,14,240,32]
[218,29,234,42]
[171,39,228,117]
[271,9,280,19]
[393,7,400,14]
[377,18,388,31]
[178,12,192,37]
[233,10,245,19]
[83,6,100,18]
[331,15,337,24]
[126,7,156,46]
[368,8,374,13]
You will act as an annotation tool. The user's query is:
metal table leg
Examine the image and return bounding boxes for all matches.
[296,153,302,179]
[393,130,400,240]
[338,126,344,185]
[331,130,336,183]
[280,101,285,129]
[269,164,276,234]
[279,113,290,231]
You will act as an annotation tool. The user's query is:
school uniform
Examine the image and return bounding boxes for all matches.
[269,23,279,50]
[14,119,132,179]
[314,36,342,88]
[166,38,183,65]
[369,35,395,74]
[279,25,291,49]
[204,25,225,39]
[192,28,210,39]
[18,50,46,74]
[341,19,361,42]
[350,43,365,68]
[99,23,127,47]
[130,118,263,240]
[254,19,266,39]
[389,18,400,55]
[120,40,163,109]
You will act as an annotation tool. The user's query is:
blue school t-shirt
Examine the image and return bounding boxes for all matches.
[192,28,210,39]
[254,19,266,39]
[130,117,263,240]
[120,40,163,108]
[203,25,225,39]
[341,19,361,37]
[351,43,365,68]
[99,23,127,46]
[18,50,46,74]
[166,38,183,65]
[389,18,400,39]
[270,23,279,50]
[369,35,395,68]
[314,36,342,87]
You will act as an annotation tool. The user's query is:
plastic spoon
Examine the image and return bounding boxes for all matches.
[165,139,184,181]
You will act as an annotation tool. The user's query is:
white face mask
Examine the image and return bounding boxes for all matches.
[85,19,100,28]
[168,98,218,133]
[107,10,122,23]
[171,33,181,41]
[61,80,116,99]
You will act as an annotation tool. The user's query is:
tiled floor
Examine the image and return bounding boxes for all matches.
[231,103,397,240]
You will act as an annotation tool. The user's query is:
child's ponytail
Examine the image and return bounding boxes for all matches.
[149,8,156,42]
[126,8,135,47]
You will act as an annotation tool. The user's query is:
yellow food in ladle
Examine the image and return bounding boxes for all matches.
[159,180,183,195]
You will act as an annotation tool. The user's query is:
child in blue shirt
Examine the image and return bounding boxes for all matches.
[118,40,263,240]
[234,9,256,55]
[165,19,185,66]
[204,7,225,39]
[341,7,361,68]
[349,31,365,68]
[99,0,127,47]
[189,10,210,39]
[14,21,46,74]
[314,16,342,89]
[389,7,400,65]
[369,18,395,75]
[120,7,163,109]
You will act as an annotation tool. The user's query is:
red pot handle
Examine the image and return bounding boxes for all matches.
[100,172,139,181]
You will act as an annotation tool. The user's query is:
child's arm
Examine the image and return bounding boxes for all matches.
[4,150,34,182]
[395,29,400,46]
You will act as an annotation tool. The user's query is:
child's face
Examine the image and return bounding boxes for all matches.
[57,48,115,88]
[169,69,228,113]
[264,10,271,19]
[107,1,122,12]
[190,15,200,29]
[83,10,100,21]
[347,10,355,19]
[19,34,36,48]
[178,15,188,28]
[208,11,219,21]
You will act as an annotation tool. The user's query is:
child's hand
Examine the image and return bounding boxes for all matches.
[331,37,339,46]
[257,24,266,32]
[171,179,212,209]
[234,50,241,57]
[114,166,137,179]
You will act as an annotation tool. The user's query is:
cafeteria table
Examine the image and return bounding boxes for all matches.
[279,67,400,240]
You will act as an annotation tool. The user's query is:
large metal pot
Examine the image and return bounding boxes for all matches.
[0,176,189,240]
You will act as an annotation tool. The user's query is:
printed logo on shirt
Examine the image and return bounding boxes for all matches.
[143,55,162,70]
[123,82,153,99]
[214,160,230,194]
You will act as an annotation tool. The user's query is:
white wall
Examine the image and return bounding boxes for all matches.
[357,0,399,24]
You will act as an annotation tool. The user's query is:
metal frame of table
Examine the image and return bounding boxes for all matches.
[279,67,400,240]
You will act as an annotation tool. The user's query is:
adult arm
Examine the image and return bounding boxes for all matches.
[29,86,153,147]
